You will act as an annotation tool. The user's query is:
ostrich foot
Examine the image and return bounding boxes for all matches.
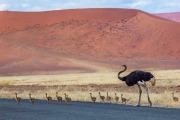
[149,101,152,107]
[134,104,141,107]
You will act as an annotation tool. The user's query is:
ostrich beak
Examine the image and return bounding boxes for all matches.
[150,77,156,86]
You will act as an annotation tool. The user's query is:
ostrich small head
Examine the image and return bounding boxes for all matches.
[15,93,17,95]
[45,93,47,95]
[121,94,123,96]
[150,77,156,86]
[29,94,31,95]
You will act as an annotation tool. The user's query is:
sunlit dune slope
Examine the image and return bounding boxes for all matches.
[0,8,180,75]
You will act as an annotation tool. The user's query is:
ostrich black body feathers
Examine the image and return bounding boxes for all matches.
[118,65,154,86]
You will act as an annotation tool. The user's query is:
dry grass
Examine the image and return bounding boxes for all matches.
[0,69,180,108]
[0,70,180,87]
[1,89,179,108]
[0,82,11,86]
[0,72,122,86]
[150,91,180,108]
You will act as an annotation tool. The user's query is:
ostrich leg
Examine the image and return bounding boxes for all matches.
[137,84,142,106]
[141,85,152,106]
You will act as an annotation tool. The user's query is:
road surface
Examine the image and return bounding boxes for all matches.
[0,98,180,120]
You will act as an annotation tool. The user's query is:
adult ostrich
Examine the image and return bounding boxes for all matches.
[118,65,156,107]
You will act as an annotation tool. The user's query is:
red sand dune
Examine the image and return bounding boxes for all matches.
[0,8,180,75]
[154,12,180,23]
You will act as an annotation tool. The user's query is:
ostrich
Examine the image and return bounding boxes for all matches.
[56,92,62,104]
[106,92,112,103]
[64,93,71,104]
[172,93,179,102]
[121,94,127,105]
[118,65,156,107]
[115,93,119,103]
[90,93,96,104]
[15,93,21,105]
[29,94,35,105]
[45,93,52,103]
[99,92,105,103]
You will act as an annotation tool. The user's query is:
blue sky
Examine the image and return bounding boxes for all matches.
[0,0,179,13]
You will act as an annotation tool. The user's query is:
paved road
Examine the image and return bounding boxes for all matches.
[0,98,180,120]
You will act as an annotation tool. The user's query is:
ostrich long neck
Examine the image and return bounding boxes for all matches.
[29,94,31,99]
[15,94,17,99]
[118,65,127,81]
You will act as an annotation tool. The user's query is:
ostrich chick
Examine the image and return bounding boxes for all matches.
[29,94,35,105]
[115,93,119,103]
[90,93,96,104]
[99,92,105,103]
[45,93,52,103]
[15,93,21,105]
[106,92,112,103]
[56,92,62,104]
[172,93,179,102]
[121,94,127,105]
[64,93,71,104]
